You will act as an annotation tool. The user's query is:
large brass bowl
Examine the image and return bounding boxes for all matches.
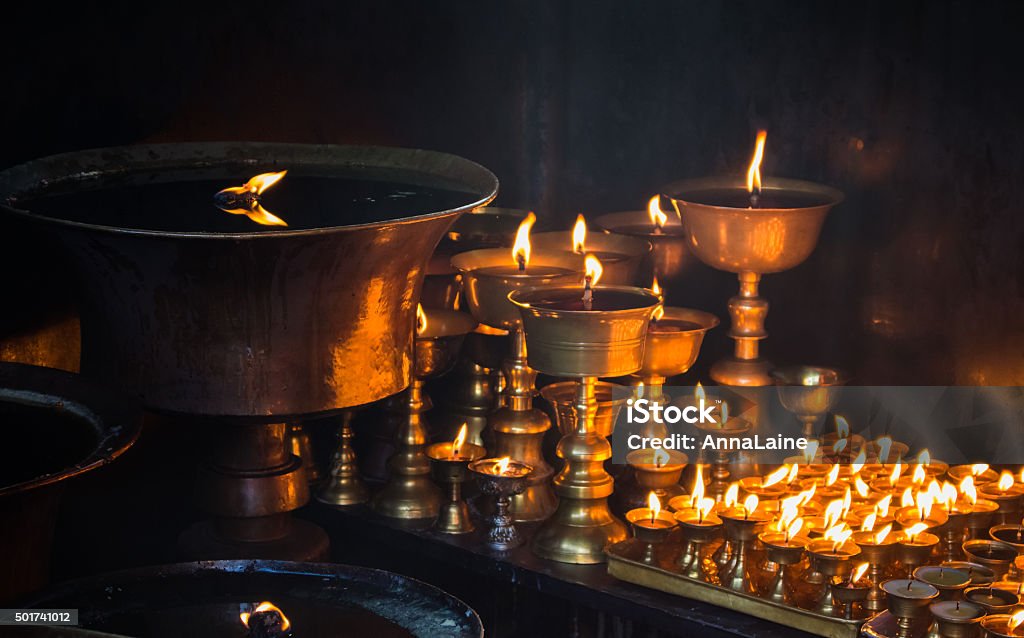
[662,176,843,274]
[451,248,584,330]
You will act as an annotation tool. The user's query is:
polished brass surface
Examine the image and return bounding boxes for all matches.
[663,176,842,388]
[426,441,487,534]
[452,248,584,330]
[0,142,499,416]
[853,531,900,613]
[606,540,865,638]
[633,307,719,400]
[286,422,320,484]
[470,459,534,551]
[773,365,848,438]
[532,230,651,285]
[509,285,661,378]
[594,209,689,281]
[883,578,939,638]
[540,380,628,439]
[316,411,369,506]
[373,311,474,520]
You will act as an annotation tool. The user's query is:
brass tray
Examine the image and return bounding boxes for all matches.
[606,539,870,638]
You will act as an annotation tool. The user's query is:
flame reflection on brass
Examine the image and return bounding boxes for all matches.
[215,170,289,226]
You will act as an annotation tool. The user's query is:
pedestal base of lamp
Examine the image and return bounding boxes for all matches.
[488,407,558,522]
[531,499,628,564]
[710,356,774,387]
[317,413,369,507]
[371,466,442,521]
[178,518,329,562]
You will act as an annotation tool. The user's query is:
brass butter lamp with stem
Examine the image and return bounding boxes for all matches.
[772,365,848,439]
[372,306,475,521]
[425,424,487,534]
[663,131,843,388]
[511,260,661,564]
[452,213,585,522]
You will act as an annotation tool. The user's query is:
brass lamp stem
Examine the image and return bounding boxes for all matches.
[504,326,534,412]
[531,376,627,564]
[711,270,773,389]
[317,411,369,506]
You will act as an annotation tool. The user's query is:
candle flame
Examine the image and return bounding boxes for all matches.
[901,487,915,509]
[584,254,604,287]
[904,522,929,543]
[826,463,840,487]
[724,482,740,509]
[695,382,706,404]
[852,450,867,475]
[852,562,869,583]
[876,436,894,464]
[647,195,667,229]
[802,439,819,464]
[648,491,662,517]
[960,475,978,505]
[452,423,468,456]
[917,449,931,466]
[572,214,587,253]
[971,463,989,476]
[824,499,845,530]
[912,463,926,486]
[833,438,848,456]
[495,457,512,474]
[697,497,715,522]
[889,461,902,487]
[875,494,893,518]
[916,490,934,520]
[651,275,661,298]
[860,512,877,532]
[786,517,803,542]
[999,470,1015,492]
[240,601,291,632]
[215,170,289,226]
[762,465,790,489]
[842,486,852,519]
[825,524,853,552]
[875,523,892,544]
[743,494,759,517]
[940,481,959,509]
[1009,610,1024,633]
[835,415,850,440]
[512,212,536,270]
[786,463,799,484]
[800,483,817,506]
[778,500,800,531]
[652,305,665,322]
[855,475,870,499]
[416,303,427,336]
[746,130,767,193]
[653,448,670,468]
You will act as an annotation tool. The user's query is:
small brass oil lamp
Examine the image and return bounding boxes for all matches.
[881,578,940,638]
[595,196,689,281]
[425,424,487,534]
[898,523,942,577]
[452,214,585,522]
[625,492,678,563]
[757,517,808,604]
[964,584,1019,613]
[510,264,661,564]
[630,302,718,404]
[532,214,651,285]
[980,611,1024,638]
[772,365,847,439]
[963,539,1018,581]
[662,131,843,388]
[624,448,688,508]
[853,522,901,613]
[830,562,872,620]
[674,496,723,580]
[806,533,862,616]
[929,600,985,638]
[914,565,972,601]
[372,307,475,520]
[948,464,999,487]
[469,456,534,551]
[716,489,771,592]
[990,524,1024,579]
[980,472,1024,526]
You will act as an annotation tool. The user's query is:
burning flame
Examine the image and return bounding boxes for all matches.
[651,275,661,298]
[695,382,706,404]
[653,448,670,468]
[901,487,915,509]
[416,303,427,336]
[940,481,959,509]
[833,438,848,456]
[860,512,877,532]
[1009,610,1024,633]
[823,499,845,530]
[876,436,894,464]
[903,522,929,543]
[971,463,990,476]
[875,523,892,544]
[917,449,931,466]
[692,464,705,504]
[852,562,869,584]
[825,524,853,552]
[999,470,1015,492]
[746,130,767,193]
[724,482,740,509]
[802,439,820,464]
[912,463,926,486]
[786,463,799,484]
[647,195,667,229]
[916,490,934,520]
[512,212,537,270]
[835,415,850,440]
[762,465,790,489]
[696,497,715,523]
[216,170,289,226]
[889,461,902,487]
[842,487,852,519]
[960,476,978,505]
[855,475,870,498]
[240,601,291,632]
[875,494,892,518]
[800,483,817,506]
[452,423,468,457]
[495,457,512,475]
[572,214,587,253]
[852,450,867,475]
[743,494,759,517]
[826,463,840,487]
[652,305,665,322]
[584,254,604,287]
[785,517,803,542]
[648,492,662,517]
[778,500,799,530]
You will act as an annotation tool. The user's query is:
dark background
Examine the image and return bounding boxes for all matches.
[4,0,1023,385]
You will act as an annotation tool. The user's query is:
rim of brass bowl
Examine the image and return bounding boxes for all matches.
[770,364,849,387]
[508,284,661,378]
[417,309,477,340]
[540,380,629,437]
[531,230,653,258]
[443,206,530,248]
[593,209,686,235]
[990,525,1024,551]
[660,176,843,274]
[638,307,719,379]
[963,539,1018,572]
[451,248,585,330]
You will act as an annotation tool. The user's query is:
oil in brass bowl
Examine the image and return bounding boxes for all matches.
[508,285,661,378]
[451,248,584,330]
[662,176,843,275]
[638,307,719,381]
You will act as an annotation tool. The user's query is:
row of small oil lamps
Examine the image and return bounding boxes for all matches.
[619,452,1024,638]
